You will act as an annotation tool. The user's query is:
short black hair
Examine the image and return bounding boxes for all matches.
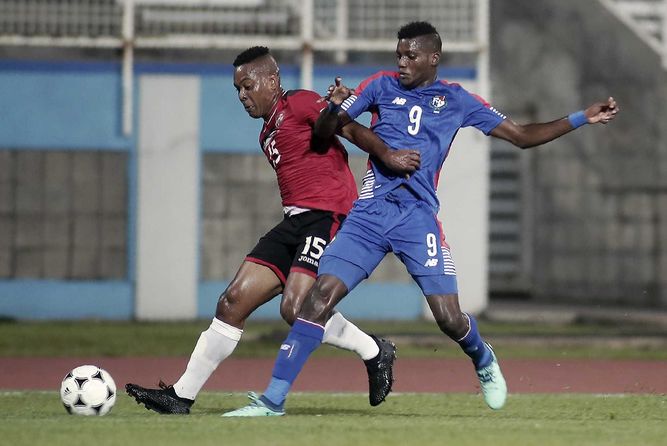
[397,21,442,50]
[233,46,270,67]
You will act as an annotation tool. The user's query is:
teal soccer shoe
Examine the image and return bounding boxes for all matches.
[476,344,507,410]
[222,392,285,417]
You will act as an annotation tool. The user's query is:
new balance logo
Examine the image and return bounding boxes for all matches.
[424,258,439,267]
[392,97,407,105]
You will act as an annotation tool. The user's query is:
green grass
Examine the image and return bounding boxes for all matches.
[0,391,665,446]
[1,319,665,359]
[2,320,665,445]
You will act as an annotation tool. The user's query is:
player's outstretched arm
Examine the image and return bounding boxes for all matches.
[490,97,619,149]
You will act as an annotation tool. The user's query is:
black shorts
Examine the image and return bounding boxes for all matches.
[246,210,346,284]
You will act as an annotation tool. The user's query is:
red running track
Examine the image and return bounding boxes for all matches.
[1,357,666,394]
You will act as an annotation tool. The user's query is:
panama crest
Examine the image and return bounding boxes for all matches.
[429,95,447,113]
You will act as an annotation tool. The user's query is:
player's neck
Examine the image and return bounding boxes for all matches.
[263,89,284,121]
[415,74,437,89]
[402,70,438,90]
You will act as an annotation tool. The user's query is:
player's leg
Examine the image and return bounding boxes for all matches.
[127,220,293,414]
[280,210,392,396]
[280,270,396,407]
[390,198,506,409]
[172,261,282,397]
[282,209,395,406]
[222,272,353,417]
[125,261,282,414]
[411,265,496,371]
[169,218,297,403]
[280,271,379,362]
[223,210,390,416]
[258,273,351,413]
[424,292,487,360]
[424,292,507,410]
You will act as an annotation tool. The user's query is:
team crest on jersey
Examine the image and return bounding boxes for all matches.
[429,95,447,113]
[275,112,285,128]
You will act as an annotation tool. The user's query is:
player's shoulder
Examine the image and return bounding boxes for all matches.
[284,89,326,113]
[436,79,466,93]
[356,70,399,93]
[284,89,320,103]
[436,80,489,104]
[285,89,319,99]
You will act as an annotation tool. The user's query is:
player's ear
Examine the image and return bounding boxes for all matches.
[269,74,279,91]
[431,51,441,67]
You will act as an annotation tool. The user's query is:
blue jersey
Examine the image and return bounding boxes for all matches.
[342,71,506,212]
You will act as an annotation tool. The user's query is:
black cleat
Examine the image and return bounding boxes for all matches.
[364,335,397,407]
[125,380,194,414]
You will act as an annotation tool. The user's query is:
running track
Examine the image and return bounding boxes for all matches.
[1,357,666,394]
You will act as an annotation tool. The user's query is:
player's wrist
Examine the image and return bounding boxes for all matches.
[568,110,588,129]
[327,101,342,113]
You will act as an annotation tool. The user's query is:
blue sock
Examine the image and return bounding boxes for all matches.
[262,318,324,408]
[457,313,492,370]
[259,385,288,412]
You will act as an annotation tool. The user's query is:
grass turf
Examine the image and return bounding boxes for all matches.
[0,391,665,446]
[2,321,665,445]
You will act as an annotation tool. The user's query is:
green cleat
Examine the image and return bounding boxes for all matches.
[476,343,507,410]
[222,392,285,417]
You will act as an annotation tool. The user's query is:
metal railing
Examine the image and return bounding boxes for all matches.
[0,0,489,135]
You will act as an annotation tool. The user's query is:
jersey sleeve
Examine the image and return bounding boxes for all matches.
[290,90,328,126]
[340,73,382,120]
[458,87,506,135]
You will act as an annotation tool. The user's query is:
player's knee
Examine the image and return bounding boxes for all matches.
[215,285,243,323]
[279,297,299,325]
[435,311,468,339]
[298,278,340,323]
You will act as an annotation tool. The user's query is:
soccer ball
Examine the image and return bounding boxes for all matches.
[60,365,117,416]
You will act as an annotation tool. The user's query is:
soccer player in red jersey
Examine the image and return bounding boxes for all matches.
[125,46,421,414]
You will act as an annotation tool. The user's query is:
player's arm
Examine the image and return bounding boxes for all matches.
[491,97,619,149]
[314,77,420,176]
[314,106,420,176]
[338,121,420,176]
[313,76,354,140]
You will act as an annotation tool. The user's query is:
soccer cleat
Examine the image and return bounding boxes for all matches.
[364,335,397,407]
[221,392,285,417]
[125,381,194,415]
[476,343,507,410]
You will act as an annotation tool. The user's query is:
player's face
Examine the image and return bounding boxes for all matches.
[233,63,279,119]
[395,37,439,89]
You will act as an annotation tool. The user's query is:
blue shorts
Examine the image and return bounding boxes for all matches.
[319,187,458,296]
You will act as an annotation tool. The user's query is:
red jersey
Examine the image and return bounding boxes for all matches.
[258,89,358,215]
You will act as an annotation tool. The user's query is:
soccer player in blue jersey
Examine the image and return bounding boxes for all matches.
[223,21,619,416]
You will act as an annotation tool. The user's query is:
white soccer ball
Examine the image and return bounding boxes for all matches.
[60,365,117,416]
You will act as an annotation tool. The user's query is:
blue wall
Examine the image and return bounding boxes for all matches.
[0,280,134,320]
[0,60,473,320]
[0,60,132,150]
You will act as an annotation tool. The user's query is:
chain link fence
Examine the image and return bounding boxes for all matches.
[0,0,480,46]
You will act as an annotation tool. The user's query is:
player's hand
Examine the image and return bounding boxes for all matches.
[585,97,619,125]
[325,77,353,106]
[379,149,421,177]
